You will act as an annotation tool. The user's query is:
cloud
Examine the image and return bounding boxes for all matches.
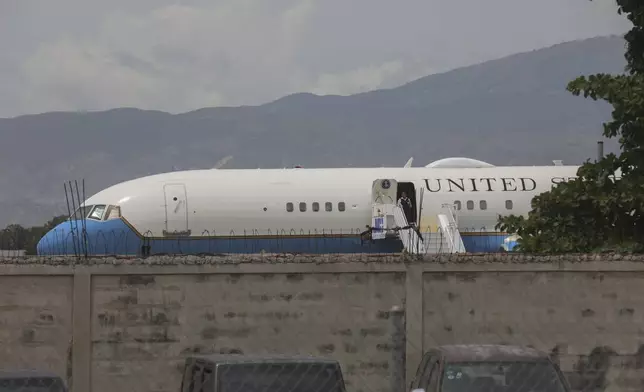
[310,60,439,96]
[19,0,317,113]
[22,38,163,112]
[2,0,632,117]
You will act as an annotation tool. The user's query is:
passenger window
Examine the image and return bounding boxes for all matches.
[466,200,474,210]
[454,201,462,210]
[505,200,513,210]
[479,200,487,210]
[299,202,307,212]
[312,202,319,212]
[338,202,346,212]
[286,202,294,212]
[325,202,333,212]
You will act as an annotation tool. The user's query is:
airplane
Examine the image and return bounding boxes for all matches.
[36,157,580,256]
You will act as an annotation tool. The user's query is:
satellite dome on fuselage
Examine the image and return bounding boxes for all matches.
[425,157,495,168]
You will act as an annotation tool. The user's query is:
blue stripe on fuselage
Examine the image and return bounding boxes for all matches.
[460,233,509,253]
[36,219,510,256]
[36,219,405,256]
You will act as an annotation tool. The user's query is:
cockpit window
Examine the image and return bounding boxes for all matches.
[87,205,107,221]
[71,205,94,220]
[105,205,122,220]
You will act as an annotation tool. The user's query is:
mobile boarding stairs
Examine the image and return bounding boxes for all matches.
[370,179,466,254]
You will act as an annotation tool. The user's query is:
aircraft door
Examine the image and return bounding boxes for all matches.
[163,183,190,236]
[372,179,398,205]
[397,182,418,225]
[371,179,398,240]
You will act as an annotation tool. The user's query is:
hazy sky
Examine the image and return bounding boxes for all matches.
[0,0,631,118]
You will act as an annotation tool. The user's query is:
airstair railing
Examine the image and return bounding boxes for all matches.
[439,203,465,253]
[393,204,425,254]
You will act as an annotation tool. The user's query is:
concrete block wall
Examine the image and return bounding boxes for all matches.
[0,275,73,379]
[91,271,405,392]
[1,254,644,392]
[421,268,644,392]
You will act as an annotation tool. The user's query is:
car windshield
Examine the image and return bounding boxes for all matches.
[218,363,344,392]
[441,361,566,392]
[0,377,66,392]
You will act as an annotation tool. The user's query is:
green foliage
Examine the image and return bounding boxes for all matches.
[0,215,68,255]
[496,0,644,253]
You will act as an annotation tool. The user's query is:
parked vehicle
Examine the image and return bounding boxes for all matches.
[410,345,571,392]
[180,354,347,392]
[0,370,67,392]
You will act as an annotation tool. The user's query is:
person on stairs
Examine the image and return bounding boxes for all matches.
[398,191,415,226]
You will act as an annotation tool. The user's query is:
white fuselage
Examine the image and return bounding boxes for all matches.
[81,165,579,236]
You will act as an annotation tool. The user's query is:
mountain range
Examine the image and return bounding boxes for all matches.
[0,35,628,227]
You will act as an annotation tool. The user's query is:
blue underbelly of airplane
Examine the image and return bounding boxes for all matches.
[36,219,508,256]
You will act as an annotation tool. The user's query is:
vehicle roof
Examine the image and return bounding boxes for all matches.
[188,354,340,365]
[433,345,551,362]
[0,369,63,379]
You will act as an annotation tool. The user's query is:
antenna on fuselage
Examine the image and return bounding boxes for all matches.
[404,157,413,168]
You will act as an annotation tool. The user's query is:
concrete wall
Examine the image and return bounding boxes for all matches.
[0,275,72,378]
[0,249,26,256]
[1,254,644,392]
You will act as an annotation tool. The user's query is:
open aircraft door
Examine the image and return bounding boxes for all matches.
[371,179,398,240]
[163,183,190,236]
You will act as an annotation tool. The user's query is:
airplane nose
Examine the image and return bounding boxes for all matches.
[37,227,59,256]
[37,222,74,256]
[37,230,52,256]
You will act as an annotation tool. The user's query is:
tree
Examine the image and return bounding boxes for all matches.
[496,0,644,253]
[0,224,28,250]
[0,215,68,255]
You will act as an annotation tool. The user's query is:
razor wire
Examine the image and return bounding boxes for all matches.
[0,225,518,259]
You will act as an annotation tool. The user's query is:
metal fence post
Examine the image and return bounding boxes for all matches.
[391,305,406,392]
